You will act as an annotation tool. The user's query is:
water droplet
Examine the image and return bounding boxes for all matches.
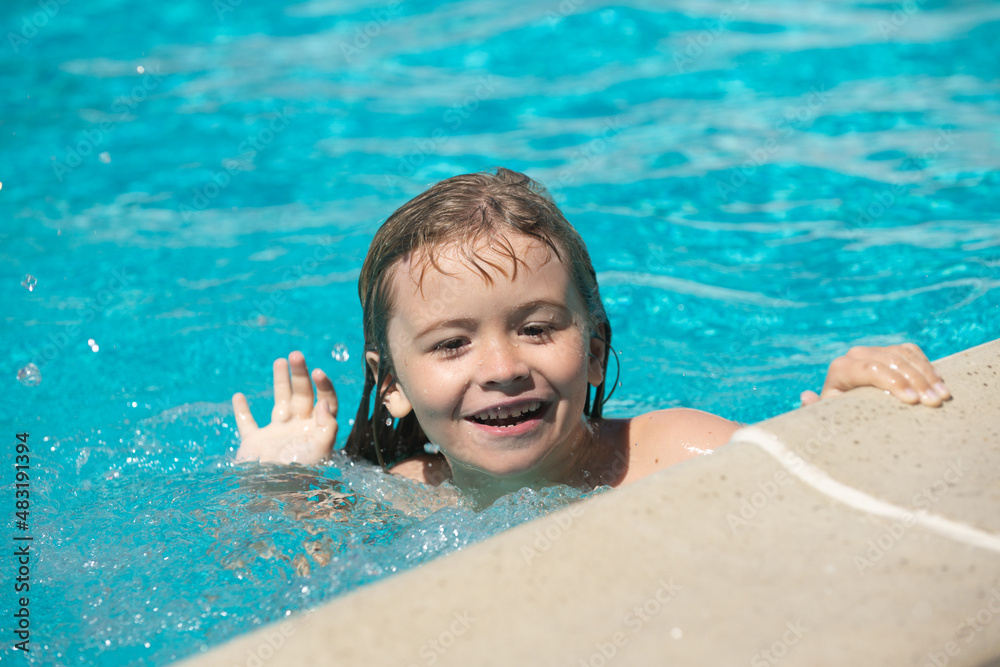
[385,417,393,426]
[331,343,350,362]
[17,363,41,387]
[98,151,111,164]
[88,338,100,352]
[21,274,37,292]
[423,443,440,454]
[137,65,145,74]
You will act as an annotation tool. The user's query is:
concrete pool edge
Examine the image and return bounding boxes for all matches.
[177,338,1000,666]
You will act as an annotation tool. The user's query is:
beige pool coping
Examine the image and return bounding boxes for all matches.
[179,338,1000,667]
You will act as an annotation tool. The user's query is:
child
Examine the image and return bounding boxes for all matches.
[231,168,950,502]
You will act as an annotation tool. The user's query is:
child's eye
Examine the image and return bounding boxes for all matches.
[433,338,467,356]
[522,324,555,340]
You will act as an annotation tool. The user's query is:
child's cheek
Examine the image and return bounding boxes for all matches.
[406,360,460,418]
[549,331,592,380]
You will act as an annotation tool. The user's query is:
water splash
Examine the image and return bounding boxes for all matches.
[17,363,41,387]
[36,402,598,667]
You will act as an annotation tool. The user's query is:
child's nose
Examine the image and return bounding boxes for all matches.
[478,338,530,385]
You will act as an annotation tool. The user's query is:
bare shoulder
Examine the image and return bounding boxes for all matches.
[388,453,452,486]
[622,408,739,481]
[631,408,739,450]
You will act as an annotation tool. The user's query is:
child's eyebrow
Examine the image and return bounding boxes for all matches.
[512,299,570,319]
[413,300,570,339]
[414,317,478,339]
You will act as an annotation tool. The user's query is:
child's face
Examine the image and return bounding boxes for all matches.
[374,234,605,481]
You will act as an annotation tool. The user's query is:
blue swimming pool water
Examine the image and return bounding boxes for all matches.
[3,0,1000,663]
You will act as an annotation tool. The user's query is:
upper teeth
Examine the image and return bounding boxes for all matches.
[474,402,540,421]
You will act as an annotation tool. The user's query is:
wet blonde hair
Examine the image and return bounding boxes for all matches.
[344,167,613,467]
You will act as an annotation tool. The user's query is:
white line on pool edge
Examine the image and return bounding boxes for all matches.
[734,426,1000,554]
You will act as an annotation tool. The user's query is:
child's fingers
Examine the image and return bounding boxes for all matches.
[287,351,316,418]
[313,368,338,418]
[898,343,950,399]
[896,342,934,368]
[316,399,336,428]
[858,344,947,405]
[828,348,944,406]
[315,400,338,462]
[231,392,259,437]
[800,390,821,407]
[272,357,292,420]
[893,359,947,406]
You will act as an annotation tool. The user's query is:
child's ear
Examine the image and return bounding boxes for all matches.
[587,333,606,388]
[365,351,413,418]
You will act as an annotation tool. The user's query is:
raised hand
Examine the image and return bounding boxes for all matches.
[232,351,338,465]
[800,343,951,408]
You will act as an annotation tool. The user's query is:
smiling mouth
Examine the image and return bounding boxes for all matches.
[468,402,546,428]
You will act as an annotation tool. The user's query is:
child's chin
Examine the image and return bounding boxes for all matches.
[470,451,553,480]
